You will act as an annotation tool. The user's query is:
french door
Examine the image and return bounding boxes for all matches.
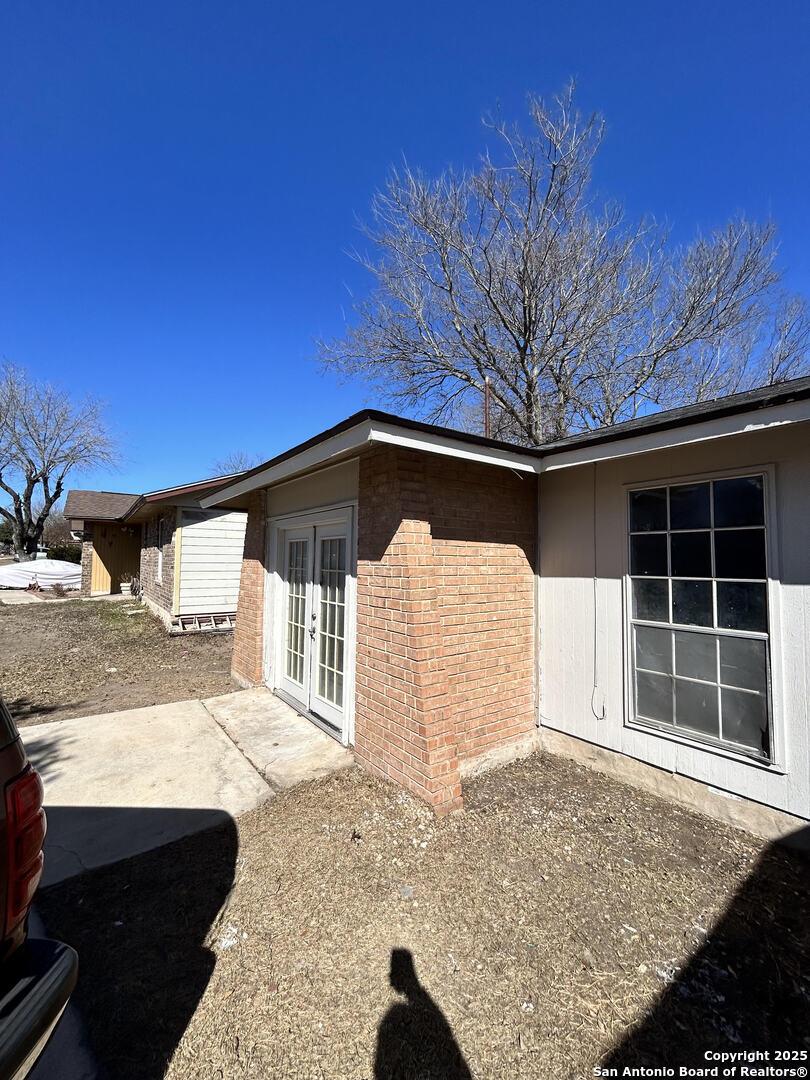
[277,518,350,734]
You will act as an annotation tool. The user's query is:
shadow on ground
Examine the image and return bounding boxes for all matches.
[6,695,78,726]
[375,949,472,1080]
[36,807,238,1080]
[603,826,810,1070]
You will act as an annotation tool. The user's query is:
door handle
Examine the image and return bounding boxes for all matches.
[309,612,316,640]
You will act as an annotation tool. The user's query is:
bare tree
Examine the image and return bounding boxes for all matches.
[0,365,116,560]
[41,508,74,545]
[320,84,809,444]
[210,450,261,475]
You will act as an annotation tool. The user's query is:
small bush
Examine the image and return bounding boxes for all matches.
[46,542,82,564]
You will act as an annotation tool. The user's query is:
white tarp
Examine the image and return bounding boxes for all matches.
[0,559,82,590]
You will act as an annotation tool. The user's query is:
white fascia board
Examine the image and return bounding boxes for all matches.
[539,398,810,472]
[201,417,542,507]
[200,420,375,507]
[202,397,809,507]
[366,420,540,473]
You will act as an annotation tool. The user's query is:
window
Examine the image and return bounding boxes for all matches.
[628,474,772,760]
[156,520,164,584]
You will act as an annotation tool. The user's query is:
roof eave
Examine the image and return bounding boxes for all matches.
[200,377,810,506]
[540,394,810,471]
[200,416,543,508]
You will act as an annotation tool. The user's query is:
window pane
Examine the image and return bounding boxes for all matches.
[672,580,713,627]
[674,630,716,682]
[630,533,668,576]
[719,637,768,693]
[721,687,769,755]
[671,531,712,578]
[632,578,669,622]
[713,475,764,527]
[630,488,667,532]
[635,626,672,674]
[675,678,719,739]
[717,581,767,632]
[714,529,766,580]
[669,483,710,530]
[636,670,673,724]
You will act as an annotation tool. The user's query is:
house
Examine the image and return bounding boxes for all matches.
[200,376,810,839]
[65,475,248,630]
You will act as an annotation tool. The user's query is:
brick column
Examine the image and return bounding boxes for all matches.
[355,447,463,814]
[232,491,266,687]
[80,529,94,597]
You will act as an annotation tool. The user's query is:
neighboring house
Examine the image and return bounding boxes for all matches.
[200,376,810,839]
[65,476,248,630]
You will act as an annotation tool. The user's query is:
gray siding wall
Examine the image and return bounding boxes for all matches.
[538,422,810,818]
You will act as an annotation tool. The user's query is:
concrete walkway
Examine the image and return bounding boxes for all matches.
[203,687,353,791]
[25,688,352,885]
[0,589,70,605]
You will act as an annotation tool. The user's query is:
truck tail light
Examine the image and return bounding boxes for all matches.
[4,768,46,936]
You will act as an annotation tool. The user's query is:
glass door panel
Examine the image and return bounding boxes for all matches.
[275,515,351,738]
[278,529,313,708]
[284,538,308,685]
[310,531,347,729]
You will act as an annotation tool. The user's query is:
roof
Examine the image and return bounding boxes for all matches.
[201,375,810,507]
[65,471,246,525]
[539,374,810,454]
[121,471,245,521]
[64,490,140,522]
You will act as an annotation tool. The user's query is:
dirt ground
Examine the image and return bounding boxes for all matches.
[0,599,235,723]
[38,753,810,1080]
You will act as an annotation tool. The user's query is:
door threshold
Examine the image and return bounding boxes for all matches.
[273,689,344,745]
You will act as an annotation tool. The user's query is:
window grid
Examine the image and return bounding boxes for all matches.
[628,475,772,761]
[285,539,308,685]
[317,537,346,707]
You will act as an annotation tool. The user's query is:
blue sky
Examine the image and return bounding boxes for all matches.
[2,1,809,494]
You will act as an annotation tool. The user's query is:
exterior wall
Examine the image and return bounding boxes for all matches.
[177,509,247,616]
[355,446,537,813]
[233,465,358,687]
[80,529,94,597]
[79,521,140,596]
[267,460,359,518]
[231,490,266,687]
[139,511,177,615]
[538,422,810,819]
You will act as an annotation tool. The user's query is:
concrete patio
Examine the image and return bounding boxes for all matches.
[25,687,353,885]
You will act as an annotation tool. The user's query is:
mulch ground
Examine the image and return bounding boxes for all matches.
[0,599,235,724]
[37,753,810,1080]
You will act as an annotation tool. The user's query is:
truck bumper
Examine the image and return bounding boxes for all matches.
[0,938,79,1080]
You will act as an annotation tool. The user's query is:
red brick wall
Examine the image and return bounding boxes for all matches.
[355,446,536,813]
[231,491,266,686]
[432,460,537,763]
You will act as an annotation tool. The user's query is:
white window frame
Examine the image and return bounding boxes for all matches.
[622,462,786,772]
[156,519,164,584]
[263,499,357,748]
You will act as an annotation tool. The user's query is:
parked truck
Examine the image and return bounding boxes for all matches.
[0,698,77,1078]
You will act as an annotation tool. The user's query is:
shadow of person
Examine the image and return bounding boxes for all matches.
[602,825,810,1072]
[374,948,472,1080]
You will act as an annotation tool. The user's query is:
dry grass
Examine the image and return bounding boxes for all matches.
[0,599,234,724]
[38,753,810,1079]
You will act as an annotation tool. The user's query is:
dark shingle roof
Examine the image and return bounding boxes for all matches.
[64,490,140,523]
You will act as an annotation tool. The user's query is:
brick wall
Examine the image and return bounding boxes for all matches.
[80,529,94,597]
[355,446,537,814]
[140,512,176,614]
[231,490,266,686]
